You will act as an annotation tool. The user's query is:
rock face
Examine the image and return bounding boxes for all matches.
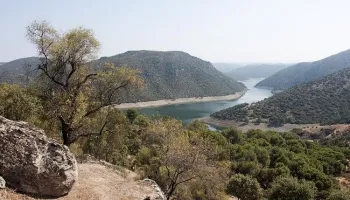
[0,176,5,189]
[0,116,78,196]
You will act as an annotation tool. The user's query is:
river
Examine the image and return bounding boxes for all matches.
[136,78,272,124]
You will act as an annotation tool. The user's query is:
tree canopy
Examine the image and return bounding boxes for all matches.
[26,20,143,146]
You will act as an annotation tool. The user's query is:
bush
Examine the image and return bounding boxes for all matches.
[226,174,262,200]
[269,177,317,200]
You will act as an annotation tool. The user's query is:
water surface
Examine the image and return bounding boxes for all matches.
[136,78,272,123]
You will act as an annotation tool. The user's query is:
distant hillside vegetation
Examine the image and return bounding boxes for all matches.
[211,67,350,125]
[255,49,350,91]
[226,63,289,81]
[0,57,40,84]
[0,52,246,103]
[93,51,246,103]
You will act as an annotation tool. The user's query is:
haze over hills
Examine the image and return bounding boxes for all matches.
[211,67,350,125]
[255,49,350,91]
[212,63,247,73]
[225,63,290,81]
[94,51,246,103]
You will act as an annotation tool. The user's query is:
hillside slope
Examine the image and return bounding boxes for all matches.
[94,51,246,103]
[0,57,40,84]
[0,161,164,200]
[255,49,350,91]
[211,67,350,125]
[226,63,289,81]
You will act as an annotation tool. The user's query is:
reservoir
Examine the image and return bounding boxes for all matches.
[136,78,272,123]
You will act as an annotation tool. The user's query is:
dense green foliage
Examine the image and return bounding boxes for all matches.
[212,68,350,125]
[256,49,350,91]
[226,174,262,200]
[0,83,42,121]
[93,51,246,103]
[82,116,349,199]
[226,63,289,81]
[268,177,317,200]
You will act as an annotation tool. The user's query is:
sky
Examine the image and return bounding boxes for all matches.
[1,0,350,63]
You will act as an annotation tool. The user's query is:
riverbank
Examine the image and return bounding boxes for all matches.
[115,90,247,109]
[199,116,316,132]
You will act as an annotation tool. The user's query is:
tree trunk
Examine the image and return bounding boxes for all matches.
[59,116,74,147]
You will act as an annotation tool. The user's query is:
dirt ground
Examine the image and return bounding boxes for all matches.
[0,162,161,200]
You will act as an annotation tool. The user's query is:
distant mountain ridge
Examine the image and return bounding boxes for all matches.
[225,63,290,81]
[0,57,40,84]
[211,67,350,125]
[94,51,246,103]
[255,49,350,91]
[213,63,247,73]
[0,51,246,103]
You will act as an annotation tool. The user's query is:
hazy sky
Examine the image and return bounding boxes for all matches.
[2,0,350,63]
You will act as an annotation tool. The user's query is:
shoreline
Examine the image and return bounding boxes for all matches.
[199,116,317,132]
[115,90,247,109]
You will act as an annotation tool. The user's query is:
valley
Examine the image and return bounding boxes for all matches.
[1,5,350,199]
[134,78,272,123]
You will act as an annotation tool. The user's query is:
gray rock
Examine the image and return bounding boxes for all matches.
[0,116,78,196]
[0,176,5,189]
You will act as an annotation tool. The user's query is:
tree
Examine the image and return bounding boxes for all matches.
[126,108,138,124]
[268,177,317,200]
[226,174,262,200]
[137,118,227,200]
[26,20,142,146]
[0,83,42,122]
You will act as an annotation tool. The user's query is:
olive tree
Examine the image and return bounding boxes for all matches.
[26,20,142,146]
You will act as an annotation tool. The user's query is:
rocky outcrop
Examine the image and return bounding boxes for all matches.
[0,116,77,197]
[141,179,166,200]
[0,176,5,189]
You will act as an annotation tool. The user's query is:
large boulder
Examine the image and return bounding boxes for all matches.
[0,116,78,196]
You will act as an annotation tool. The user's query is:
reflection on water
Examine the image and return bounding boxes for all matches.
[136,78,272,123]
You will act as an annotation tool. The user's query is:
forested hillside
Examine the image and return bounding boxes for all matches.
[211,67,350,125]
[0,57,39,84]
[256,49,350,91]
[226,63,289,80]
[94,51,246,103]
[0,52,246,103]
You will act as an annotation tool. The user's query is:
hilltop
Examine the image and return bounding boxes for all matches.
[94,51,246,103]
[255,49,350,91]
[226,63,289,81]
[211,67,350,125]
